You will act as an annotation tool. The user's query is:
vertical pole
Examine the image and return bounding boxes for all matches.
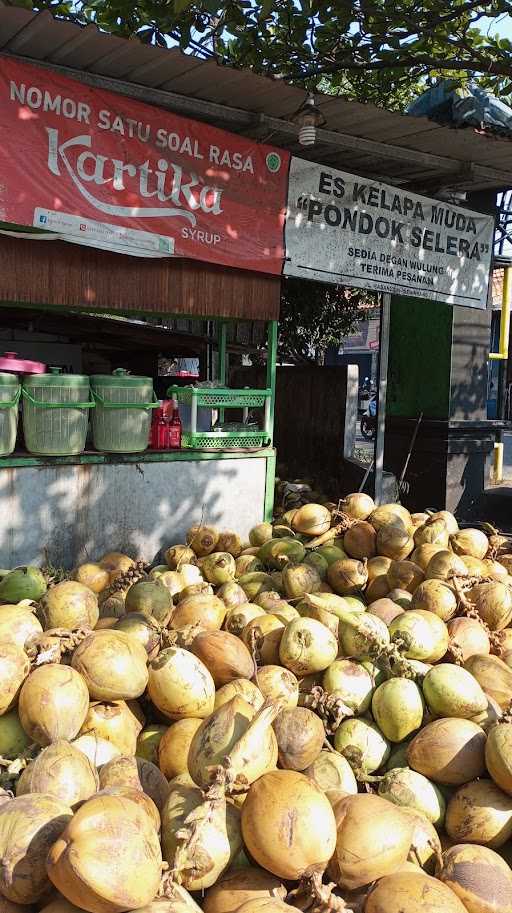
[374,294,391,504]
[218,321,228,423]
[491,266,511,483]
[264,451,276,522]
[266,320,278,444]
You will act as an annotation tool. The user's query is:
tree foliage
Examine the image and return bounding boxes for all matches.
[279,280,375,364]
[14,0,509,357]
[19,0,512,102]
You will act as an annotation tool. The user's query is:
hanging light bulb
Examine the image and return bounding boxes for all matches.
[290,92,327,147]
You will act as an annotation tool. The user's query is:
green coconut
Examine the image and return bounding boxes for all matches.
[238,573,276,601]
[303,552,329,580]
[334,717,390,776]
[282,564,322,599]
[249,523,273,547]
[258,539,306,570]
[339,612,390,660]
[0,566,47,603]
[125,580,173,624]
[378,768,446,827]
[316,545,347,565]
[322,659,374,714]
[136,724,168,764]
[372,678,424,742]
[0,709,31,759]
[422,664,487,718]
[201,553,237,586]
[388,610,449,662]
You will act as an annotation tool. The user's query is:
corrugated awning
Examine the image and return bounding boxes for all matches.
[1,6,512,194]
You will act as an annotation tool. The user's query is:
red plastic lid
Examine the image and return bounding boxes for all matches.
[0,352,47,374]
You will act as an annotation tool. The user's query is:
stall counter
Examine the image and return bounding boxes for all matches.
[0,448,275,568]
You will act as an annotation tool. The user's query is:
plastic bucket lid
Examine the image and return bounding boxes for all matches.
[0,352,46,374]
[24,372,89,387]
[91,368,152,387]
[0,372,19,386]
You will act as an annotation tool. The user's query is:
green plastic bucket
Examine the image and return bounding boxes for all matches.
[91,369,157,453]
[22,369,93,456]
[0,374,20,456]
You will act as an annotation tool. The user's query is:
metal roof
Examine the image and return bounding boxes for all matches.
[1,5,512,194]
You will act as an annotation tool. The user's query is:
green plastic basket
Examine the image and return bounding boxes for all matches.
[0,374,20,456]
[182,430,269,450]
[167,386,270,408]
[91,369,158,453]
[22,370,93,456]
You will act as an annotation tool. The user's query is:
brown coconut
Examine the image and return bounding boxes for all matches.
[191,630,255,686]
[407,719,487,785]
[272,707,324,771]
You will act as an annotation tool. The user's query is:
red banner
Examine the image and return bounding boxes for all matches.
[0,58,289,272]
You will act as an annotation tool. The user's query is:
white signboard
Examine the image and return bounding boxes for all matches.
[284,158,494,308]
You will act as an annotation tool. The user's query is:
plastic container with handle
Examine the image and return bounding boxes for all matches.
[22,369,93,456]
[90,369,158,453]
[0,373,21,455]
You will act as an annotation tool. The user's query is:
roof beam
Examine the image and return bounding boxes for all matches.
[2,51,512,188]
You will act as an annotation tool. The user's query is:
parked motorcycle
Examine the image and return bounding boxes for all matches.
[360,395,377,441]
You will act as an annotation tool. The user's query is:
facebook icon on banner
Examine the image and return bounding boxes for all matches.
[39,214,47,224]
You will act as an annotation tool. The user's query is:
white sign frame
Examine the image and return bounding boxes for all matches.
[284,158,494,309]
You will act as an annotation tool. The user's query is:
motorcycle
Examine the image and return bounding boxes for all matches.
[360,395,377,441]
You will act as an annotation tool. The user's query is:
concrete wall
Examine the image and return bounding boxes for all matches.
[0,457,267,569]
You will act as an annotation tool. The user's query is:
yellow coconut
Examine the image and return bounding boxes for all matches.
[485,721,512,795]
[16,740,99,807]
[340,493,375,520]
[254,666,299,709]
[148,647,215,721]
[410,579,457,620]
[158,718,203,779]
[413,518,449,548]
[98,755,169,812]
[225,604,266,637]
[214,679,264,712]
[451,528,489,560]
[0,606,43,651]
[445,779,512,847]
[370,504,413,534]
[410,544,445,572]
[437,843,512,913]
[291,504,331,537]
[39,581,99,630]
[19,664,89,746]
[188,696,278,790]
[446,617,491,662]
[364,871,467,913]
[202,867,286,913]
[71,630,149,701]
[0,642,30,715]
[0,796,72,903]
[241,770,336,880]
[279,617,338,675]
[171,594,227,632]
[191,629,255,686]
[425,550,468,581]
[377,525,414,561]
[407,718,486,785]
[241,615,285,666]
[78,701,143,755]
[465,654,512,709]
[329,793,413,890]
[47,794,162,913]
[467,582,512,631]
